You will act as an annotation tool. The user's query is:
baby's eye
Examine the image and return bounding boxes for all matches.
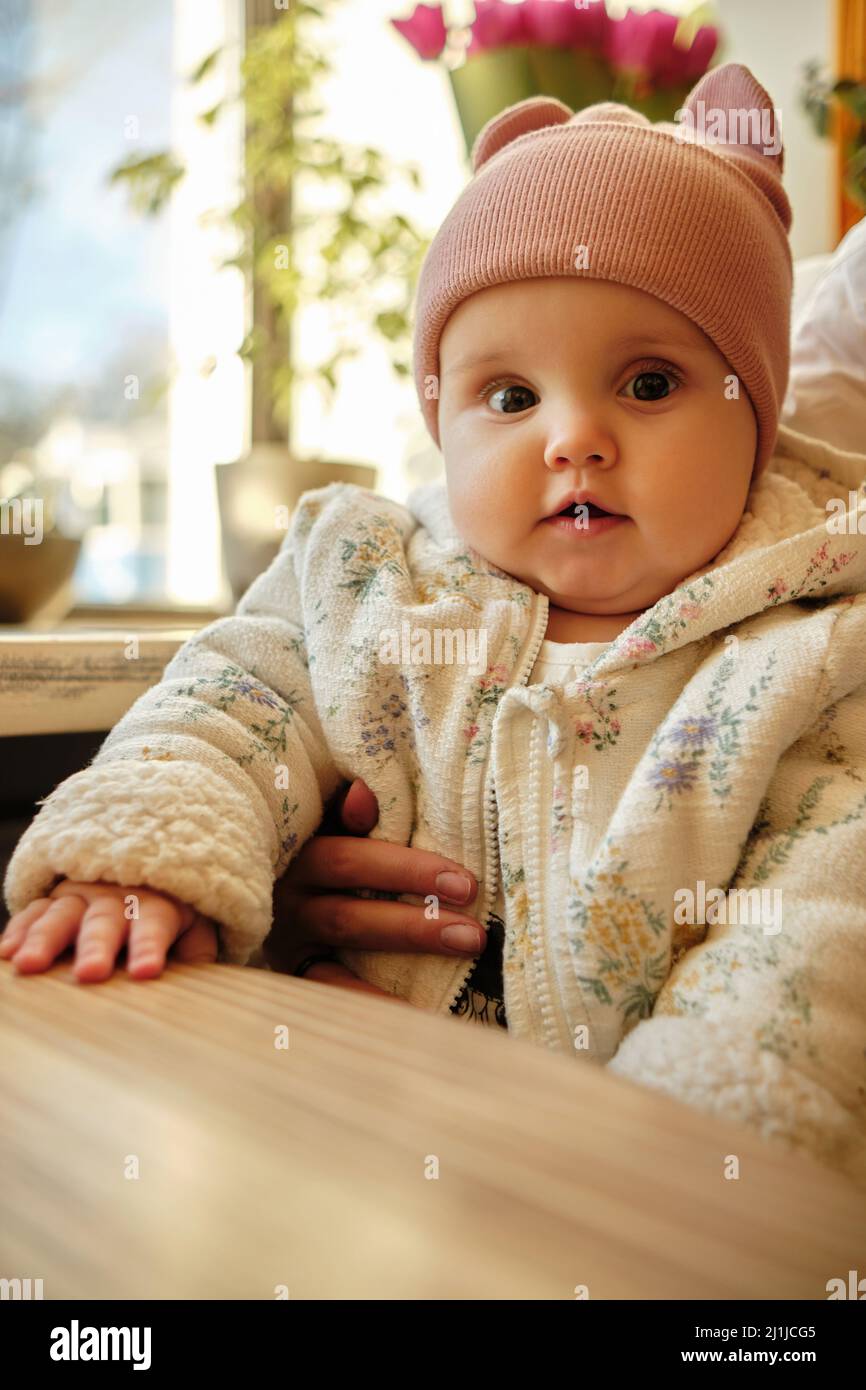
[621,365,682,402]
[480,380,539,414]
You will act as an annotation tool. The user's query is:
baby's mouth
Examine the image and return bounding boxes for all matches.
[542,497,629,536]
[557,501,611,519]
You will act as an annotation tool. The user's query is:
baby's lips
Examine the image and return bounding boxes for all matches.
[545,489,626,518]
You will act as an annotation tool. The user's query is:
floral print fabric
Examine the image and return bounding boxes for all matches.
[451,639,610,1030]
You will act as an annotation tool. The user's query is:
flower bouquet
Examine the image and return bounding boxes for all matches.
[391,1,721,156]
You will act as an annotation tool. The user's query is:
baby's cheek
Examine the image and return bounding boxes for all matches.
[447,483,489,543]
[634,496,713,574]
[444,487,471,537]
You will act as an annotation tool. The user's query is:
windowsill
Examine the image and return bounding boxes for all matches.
[27,602,230,630]
[0,609,225,736]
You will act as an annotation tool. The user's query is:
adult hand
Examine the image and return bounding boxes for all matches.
[263,778,486,997]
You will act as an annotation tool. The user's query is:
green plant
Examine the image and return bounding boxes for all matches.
[801,58,866,210]
[108,0,429,446]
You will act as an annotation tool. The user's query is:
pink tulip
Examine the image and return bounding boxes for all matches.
[604,7,718,86]
[467,0,542,59]
[391,1,718,89]
[466,0,529,59]
[390,2,448,61]
[522,0,609,51]
[656,22,719,84]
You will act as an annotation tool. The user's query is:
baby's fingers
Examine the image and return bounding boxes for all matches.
[74,897,131,983]
[0,898,55,958]
[172,914,218,965]
[126,896,189,980]
[4,896,86,973]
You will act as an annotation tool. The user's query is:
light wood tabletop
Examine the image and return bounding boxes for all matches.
[2,956,864,1300]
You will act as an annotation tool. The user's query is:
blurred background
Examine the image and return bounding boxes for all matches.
[0,0,860,622]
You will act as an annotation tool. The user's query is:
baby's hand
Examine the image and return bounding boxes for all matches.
[0,880,218,982]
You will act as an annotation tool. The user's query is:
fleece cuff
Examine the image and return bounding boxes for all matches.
[3,759,276,965]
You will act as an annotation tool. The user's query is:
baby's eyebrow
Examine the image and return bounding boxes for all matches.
[444,348,516,377]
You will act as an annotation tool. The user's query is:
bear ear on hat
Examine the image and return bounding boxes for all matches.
[683,61,785,175]
[471,95,572,173]
[680,61,790,233]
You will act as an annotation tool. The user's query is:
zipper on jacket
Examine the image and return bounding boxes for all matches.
[443,592,550,1013]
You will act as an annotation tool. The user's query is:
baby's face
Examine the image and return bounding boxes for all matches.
[437,279,757,621]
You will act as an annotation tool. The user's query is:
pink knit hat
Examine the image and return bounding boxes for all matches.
[412,63,793,479]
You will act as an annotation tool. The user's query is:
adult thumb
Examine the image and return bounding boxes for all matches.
[340,777,380,834]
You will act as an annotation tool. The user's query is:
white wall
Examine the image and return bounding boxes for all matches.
[712,0,835,258]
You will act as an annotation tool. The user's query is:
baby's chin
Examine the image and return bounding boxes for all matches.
[532,562,704,614]
[458,511,745,609]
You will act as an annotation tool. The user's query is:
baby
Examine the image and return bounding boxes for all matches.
[4,63,866,1187]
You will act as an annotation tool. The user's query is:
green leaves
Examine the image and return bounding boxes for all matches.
[106,152,185,217]
[105,2,430,442]
[799,60,866,209]
[843,142,866,211]
[834,78,866,122]
[189,47,222,85]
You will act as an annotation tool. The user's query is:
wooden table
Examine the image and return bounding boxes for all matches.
[2,957,864,1300]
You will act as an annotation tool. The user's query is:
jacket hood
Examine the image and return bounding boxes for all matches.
[407,422,866,677]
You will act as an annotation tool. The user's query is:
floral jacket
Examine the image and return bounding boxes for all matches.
[5,422,866,1186]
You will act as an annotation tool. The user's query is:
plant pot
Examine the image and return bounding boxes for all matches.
[0,531,82,625]
[215,446,378,602]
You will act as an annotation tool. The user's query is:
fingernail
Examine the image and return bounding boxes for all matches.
[440,924,482,954]
[435,871,473,904]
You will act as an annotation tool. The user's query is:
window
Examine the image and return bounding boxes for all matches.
[0,0,245,609]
